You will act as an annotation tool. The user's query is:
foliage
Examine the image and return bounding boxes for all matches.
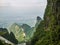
[31,0,60,45]
[2,29,18,44]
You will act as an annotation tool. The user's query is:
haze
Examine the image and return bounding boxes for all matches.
[0,0,47,27]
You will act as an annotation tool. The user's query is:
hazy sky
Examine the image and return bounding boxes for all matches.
[0,0,47,27]
[0,0,47,7]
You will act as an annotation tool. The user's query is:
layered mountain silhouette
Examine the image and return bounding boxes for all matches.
[0,16,41,44]
[8,23,36,43]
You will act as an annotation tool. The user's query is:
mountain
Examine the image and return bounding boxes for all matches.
[8,23,35,43]
[8,23,25,43]
[32,16,42,34]
[31,0,60,45]
[35,16,41,28]
[26,16,42,45]
[34,16,42,30]
[21,24,34,41]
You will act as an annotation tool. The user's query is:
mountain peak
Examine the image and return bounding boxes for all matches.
[37,16,41,21]
[22,24,31,28]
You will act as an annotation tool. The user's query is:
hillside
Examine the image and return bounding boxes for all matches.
[21,24,33,40]
[31,0,60,45]
[8,23,25,43]
[7,23,35,43]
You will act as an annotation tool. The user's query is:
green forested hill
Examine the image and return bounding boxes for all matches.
[21,24,34,41]
[8,23,34,43]
[8,23,25,43]
[31,0,60,45]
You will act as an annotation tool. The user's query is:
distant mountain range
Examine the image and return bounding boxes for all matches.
[0,16,41,44]
[0,17,36,28]
[7,23,36,42]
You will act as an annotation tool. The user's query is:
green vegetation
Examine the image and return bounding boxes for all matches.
[0,40,4,45]
[21,24,33,41]
[1,28,18,44]
[0,40,12,45]
[8,23,34,43]
[8,23,25,43]
[0,23,35,44]
[0,28,7,35]
[31,0,60,45]
[0,0,60,45]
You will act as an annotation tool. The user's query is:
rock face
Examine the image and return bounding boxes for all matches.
[34,16,42,34]
[31,0,60,45]
[8,23,25,43]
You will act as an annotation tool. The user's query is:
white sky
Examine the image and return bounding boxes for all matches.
[0,0,47,8]
[0,0,47,18]
[0,0,47,27]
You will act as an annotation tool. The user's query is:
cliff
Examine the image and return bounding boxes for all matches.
[31,0,60,45]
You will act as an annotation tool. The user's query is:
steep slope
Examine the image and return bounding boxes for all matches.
[2,29,18,44]
[32,16,42,38]
[21,24,34,41]
[31,0,60,45]
[8,23,26,43]
[8,23,35,43]
[26,16,42,45]
[43,0,60,45]
[31,20,45,45]
[35,16,42,28]
[34,16,42,32]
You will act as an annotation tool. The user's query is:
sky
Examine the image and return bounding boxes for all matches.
[0,0,47,27]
